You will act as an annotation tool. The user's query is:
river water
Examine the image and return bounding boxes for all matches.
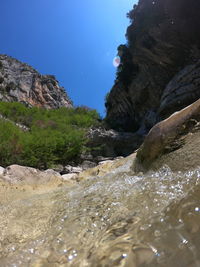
[1,162,200,266]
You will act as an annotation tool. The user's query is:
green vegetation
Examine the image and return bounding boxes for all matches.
[0,102,100,169]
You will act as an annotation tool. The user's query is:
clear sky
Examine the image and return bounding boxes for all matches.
[0,0,137,116]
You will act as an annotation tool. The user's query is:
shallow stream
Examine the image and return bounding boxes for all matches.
[1,161,200,266]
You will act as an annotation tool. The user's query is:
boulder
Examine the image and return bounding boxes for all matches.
[87,127,143,158]
[62,165,83,174]
[61,173,77,182]
[0,166,5,175]
[81,160,97,170]
[1,165,62,185]
[136,98,200,171]
[78,153,136,181]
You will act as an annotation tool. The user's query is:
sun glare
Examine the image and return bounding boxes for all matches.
[113,56,121,67]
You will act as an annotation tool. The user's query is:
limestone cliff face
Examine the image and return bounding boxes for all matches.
[0,55,72,108]
[105,0,200,132]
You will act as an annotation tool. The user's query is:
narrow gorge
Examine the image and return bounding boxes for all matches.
[0,0,200,266]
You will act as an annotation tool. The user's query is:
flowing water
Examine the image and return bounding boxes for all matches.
[1,161,200,266]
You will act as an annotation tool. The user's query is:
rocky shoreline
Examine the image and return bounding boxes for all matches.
[0,0,200,265]
[1,95,200,186]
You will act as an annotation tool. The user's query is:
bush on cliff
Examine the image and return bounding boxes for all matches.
[0,102,100,169]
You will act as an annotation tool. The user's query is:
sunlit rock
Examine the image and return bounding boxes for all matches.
[0,54,72,109]
[62,165,83,174]
[0,166,5,175]
[2,164,62,185]
[61,173,77,182]
[136,98,200,171]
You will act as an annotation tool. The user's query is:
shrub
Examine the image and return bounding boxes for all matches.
[0,120,24,166]
[0,102,100,168]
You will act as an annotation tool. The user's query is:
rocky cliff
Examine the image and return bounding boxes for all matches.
[105,0,200,132]
[0,54,72,108]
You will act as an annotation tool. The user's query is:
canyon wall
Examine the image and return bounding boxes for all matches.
[0,54,72,109]
[105,0,200,132]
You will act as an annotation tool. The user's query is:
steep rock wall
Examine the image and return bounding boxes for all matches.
[0,55,72,108]
[105,0,200,132]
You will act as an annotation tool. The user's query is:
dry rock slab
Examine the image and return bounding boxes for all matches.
[61,173,77,182]
[63,165,83,174]
[0,166,5,175]
[1,164,62,185]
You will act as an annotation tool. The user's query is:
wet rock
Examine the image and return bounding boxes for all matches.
[0,54,72,109]
[0,153,200,266]
[136,98,200,171]
[78,153,135,181]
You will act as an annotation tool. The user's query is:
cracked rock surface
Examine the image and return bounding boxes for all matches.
[0,54,72,109]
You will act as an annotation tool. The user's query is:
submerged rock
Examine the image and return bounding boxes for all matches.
[1,156,200,266]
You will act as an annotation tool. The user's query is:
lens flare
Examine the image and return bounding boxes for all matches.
[113,56,120,67]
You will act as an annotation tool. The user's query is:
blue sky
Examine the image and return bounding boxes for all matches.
[0,0,137,116]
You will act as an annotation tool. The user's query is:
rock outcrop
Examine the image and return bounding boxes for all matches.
[86,127,143,159]
[159,60,200,118]
[105,0,200,132]
[0,54,72,108]
[136,98,200,171]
